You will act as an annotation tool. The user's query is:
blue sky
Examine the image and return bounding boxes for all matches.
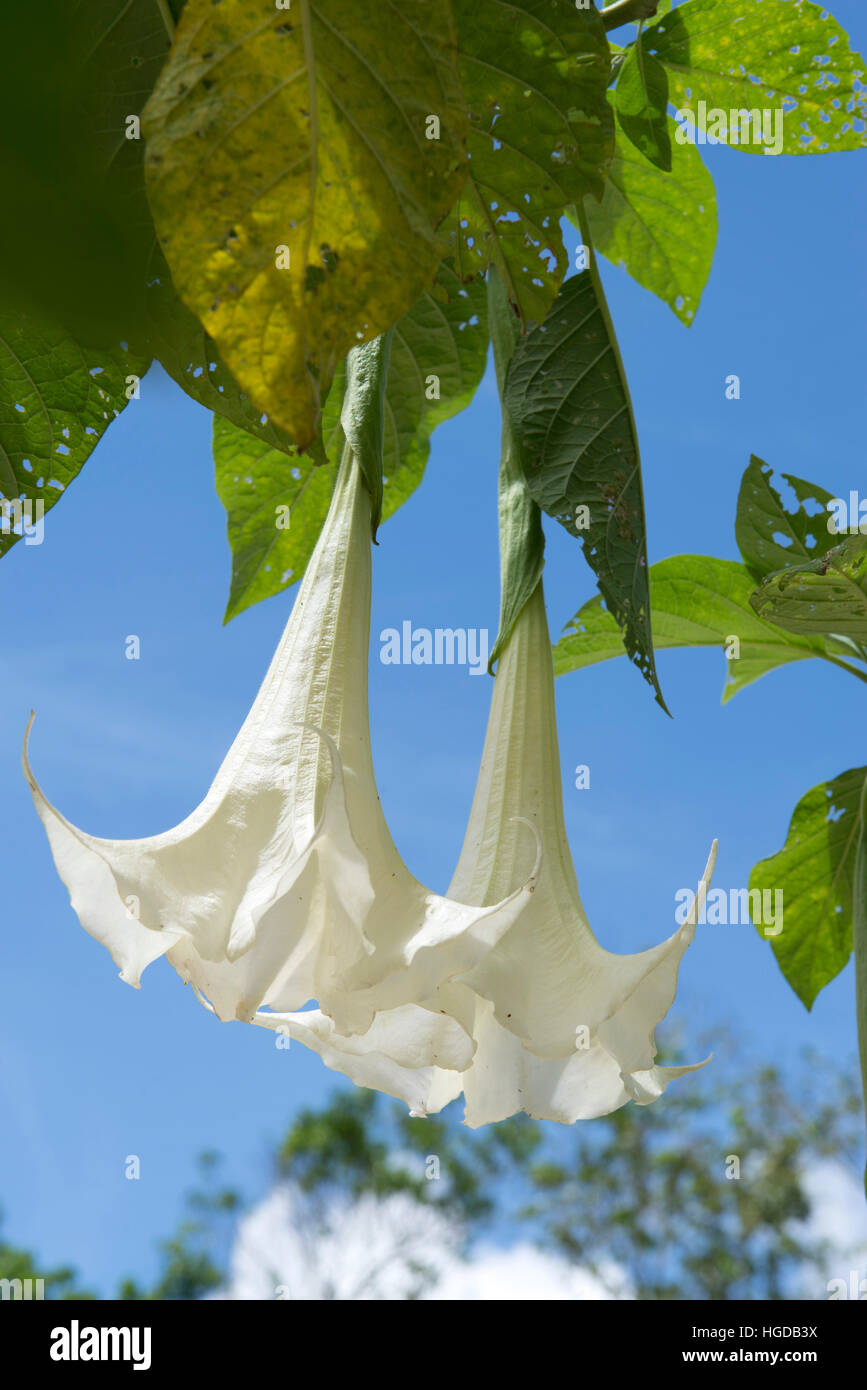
[1,1,865,1295]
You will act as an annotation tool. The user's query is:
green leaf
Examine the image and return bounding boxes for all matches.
[0,311,145,559]
[735,455,838,582]
[853,773,867,1193]
[217,264,489,619]
[750,534,867,641]
[553,554,830,703]
[214,418,337,623]
[580,97,717,324]
[322,262,490,514]
[0,1,172,344]
[449,0,614,326]
[487,268,545,669]
[504,268,664,708]
[749,767,866,1009]
[615,42,672,171]
[647,0,867,155]
[144,0,470,449]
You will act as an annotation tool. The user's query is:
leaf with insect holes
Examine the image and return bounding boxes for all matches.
[750,766,867,1008]
[646,0,867,155]
[144,0,470,450]
[448,0,614,327]
[735,454,839,583]
[0,310,146,559]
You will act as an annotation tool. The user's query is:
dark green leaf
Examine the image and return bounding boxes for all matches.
[647,0,867,155]
[735,455,838,582]
[504,270,663,708]
[579,96,716,324]
[750,534,867,641]
[554,554,830,703]
[750,767,866,1008]
[615,43,672,171]
[449,0,614,325]
[0,1,172,343]
[0,312,146,559]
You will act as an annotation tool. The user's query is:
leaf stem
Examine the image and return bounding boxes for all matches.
[600,0,660,32]
[156,0,176,42]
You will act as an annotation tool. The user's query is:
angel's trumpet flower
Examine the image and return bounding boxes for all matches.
[426,580,717,1127]
[24,444,539,1108]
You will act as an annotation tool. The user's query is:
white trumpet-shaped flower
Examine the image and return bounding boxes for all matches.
[24,447,539,1108]
[419,581,717,1127]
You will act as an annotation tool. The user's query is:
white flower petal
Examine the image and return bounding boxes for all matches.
[434,582,715,1123]
[251,1004,465,1115]
[25,447,537,1095]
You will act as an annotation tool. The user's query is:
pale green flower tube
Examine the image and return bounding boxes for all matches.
[428,579,716,1127]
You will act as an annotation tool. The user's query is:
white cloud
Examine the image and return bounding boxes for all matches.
[215,1186,461,1301]
[427,1244,628,1301]
[215,1185,630,1302]
[791,1160,867,1300]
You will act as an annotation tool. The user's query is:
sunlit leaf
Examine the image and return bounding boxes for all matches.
[750,766,866,1008]
[554,554,830,703]
[144,249,305,463]
[580,97,716,324]
[144,0,470,448]
[647,0,867,154]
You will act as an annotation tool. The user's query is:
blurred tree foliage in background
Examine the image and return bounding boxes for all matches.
[1,1044,862,1301]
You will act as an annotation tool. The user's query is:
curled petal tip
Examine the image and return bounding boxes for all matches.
[22,710,36,778]
[192,985,217,1016]
[684,839,719,929]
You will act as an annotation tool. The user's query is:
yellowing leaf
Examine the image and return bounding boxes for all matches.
[144,0,469,448]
